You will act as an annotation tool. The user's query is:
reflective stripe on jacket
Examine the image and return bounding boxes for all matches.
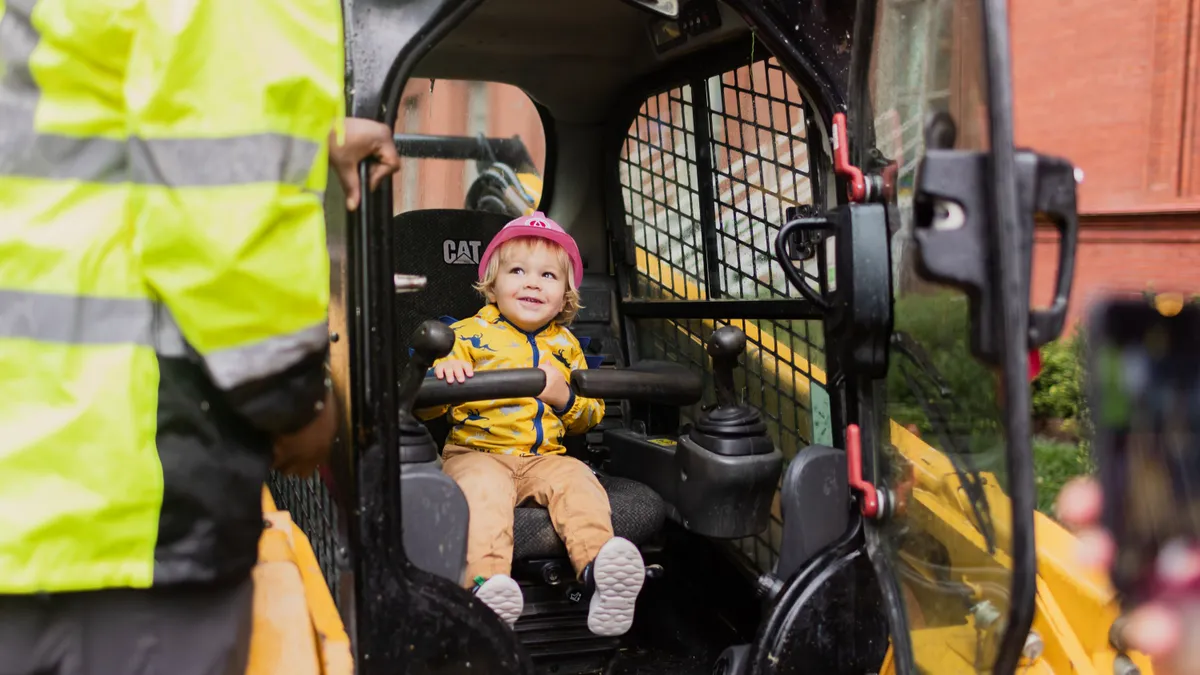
[417,304,605,455]
[0,0,344,593]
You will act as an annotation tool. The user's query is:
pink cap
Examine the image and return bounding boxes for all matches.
[478,212,584,285]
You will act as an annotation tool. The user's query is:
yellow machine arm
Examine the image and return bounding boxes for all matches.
[879,424,1154,674]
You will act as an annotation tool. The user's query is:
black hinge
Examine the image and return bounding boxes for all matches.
[774,203,894,379]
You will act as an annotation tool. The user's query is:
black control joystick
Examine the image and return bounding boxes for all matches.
[707,325,746,408]
[398,320,455,418]
[691,326,771,454]
[664,325,780,539]
[397,320,454,463]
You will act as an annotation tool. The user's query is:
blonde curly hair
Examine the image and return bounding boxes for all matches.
[473,237,582,325]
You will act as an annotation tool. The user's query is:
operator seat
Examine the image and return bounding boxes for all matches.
[390,208,666,565]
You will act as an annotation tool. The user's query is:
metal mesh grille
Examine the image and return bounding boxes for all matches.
[268,473,343,598]
[619,86,706,300]
[618,56,829,574]
[709,60,820,299]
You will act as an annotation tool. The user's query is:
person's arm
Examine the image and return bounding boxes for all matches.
[129,1,393,473]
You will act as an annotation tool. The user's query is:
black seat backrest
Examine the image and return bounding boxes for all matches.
[392,208,511,369]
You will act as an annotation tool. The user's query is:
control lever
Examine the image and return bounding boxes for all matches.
[693,326,769,444]
[707,326,746,408]
[398,320,455,417]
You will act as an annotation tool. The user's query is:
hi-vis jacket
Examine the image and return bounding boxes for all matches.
[0,0,343,593]
[417,304,605,456]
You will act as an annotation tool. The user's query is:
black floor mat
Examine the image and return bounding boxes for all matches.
[605,646,717,675]
[599,526,760,674]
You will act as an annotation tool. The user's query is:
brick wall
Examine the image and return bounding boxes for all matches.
[1012,0,1200,327]
[1033,213,1200,329]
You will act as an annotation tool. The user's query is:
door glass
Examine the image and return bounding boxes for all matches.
[866,0,1010,671]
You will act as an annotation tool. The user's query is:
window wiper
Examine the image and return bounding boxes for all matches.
[891,331,998,554]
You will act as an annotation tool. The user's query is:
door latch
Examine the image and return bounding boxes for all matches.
[846,423,892,519]
[911,114,1081,364]
[774,203,893,379]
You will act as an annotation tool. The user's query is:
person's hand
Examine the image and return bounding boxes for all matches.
[273,390,338,477]
[434,359,474,384]
[1057,477,1200,673]
[537,360,571,410]
[328,118,402,211]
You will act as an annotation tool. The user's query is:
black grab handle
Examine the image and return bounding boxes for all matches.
[1027,154,1080,348]
[415,368,547,408]
[571,360,703,406]
[774,217,835,311]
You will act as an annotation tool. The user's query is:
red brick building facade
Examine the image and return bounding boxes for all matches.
[1014,0,1200,326]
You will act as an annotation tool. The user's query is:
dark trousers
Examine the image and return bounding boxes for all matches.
[0,577,252,675]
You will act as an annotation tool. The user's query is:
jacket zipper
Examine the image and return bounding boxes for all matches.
[527,332,544,454]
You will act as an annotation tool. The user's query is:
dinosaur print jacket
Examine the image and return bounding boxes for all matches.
[416,303,605,456]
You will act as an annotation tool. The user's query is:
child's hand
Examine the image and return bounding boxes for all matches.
[537,360,571,410]
[434,359,474,383]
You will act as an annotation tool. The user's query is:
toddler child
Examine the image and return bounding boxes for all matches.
[417,212,646,636]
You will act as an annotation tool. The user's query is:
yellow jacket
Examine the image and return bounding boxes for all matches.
[417,304,605,455]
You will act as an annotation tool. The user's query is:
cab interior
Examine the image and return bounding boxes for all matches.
[277,0,881,673]
[386,2,877,672]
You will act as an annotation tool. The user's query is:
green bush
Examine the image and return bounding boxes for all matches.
[1034,438,1091,513]
[1030,327,1087,429]
[885,290,1095,514]
[1023,328,1095,513]
[886,290,1001,441]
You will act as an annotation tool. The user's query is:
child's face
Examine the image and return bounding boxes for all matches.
[490,242,567,332]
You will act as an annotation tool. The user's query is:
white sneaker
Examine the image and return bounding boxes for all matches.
[585,537,645,636]
[472,574,524,625]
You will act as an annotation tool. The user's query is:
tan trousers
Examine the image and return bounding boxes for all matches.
[441,444,614,587]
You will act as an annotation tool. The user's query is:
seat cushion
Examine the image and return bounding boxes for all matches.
[512,474,665,561]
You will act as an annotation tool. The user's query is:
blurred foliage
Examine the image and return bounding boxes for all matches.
[885,289,1093,514]
[886,290,1001,440]
[1034,437,1092,514]
[1031,327,1087,431]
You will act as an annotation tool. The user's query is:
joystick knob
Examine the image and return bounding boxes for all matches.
[707,325,747,360]
[399,320,455,415]
[411,320,455,370]
[707,326,746,408]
